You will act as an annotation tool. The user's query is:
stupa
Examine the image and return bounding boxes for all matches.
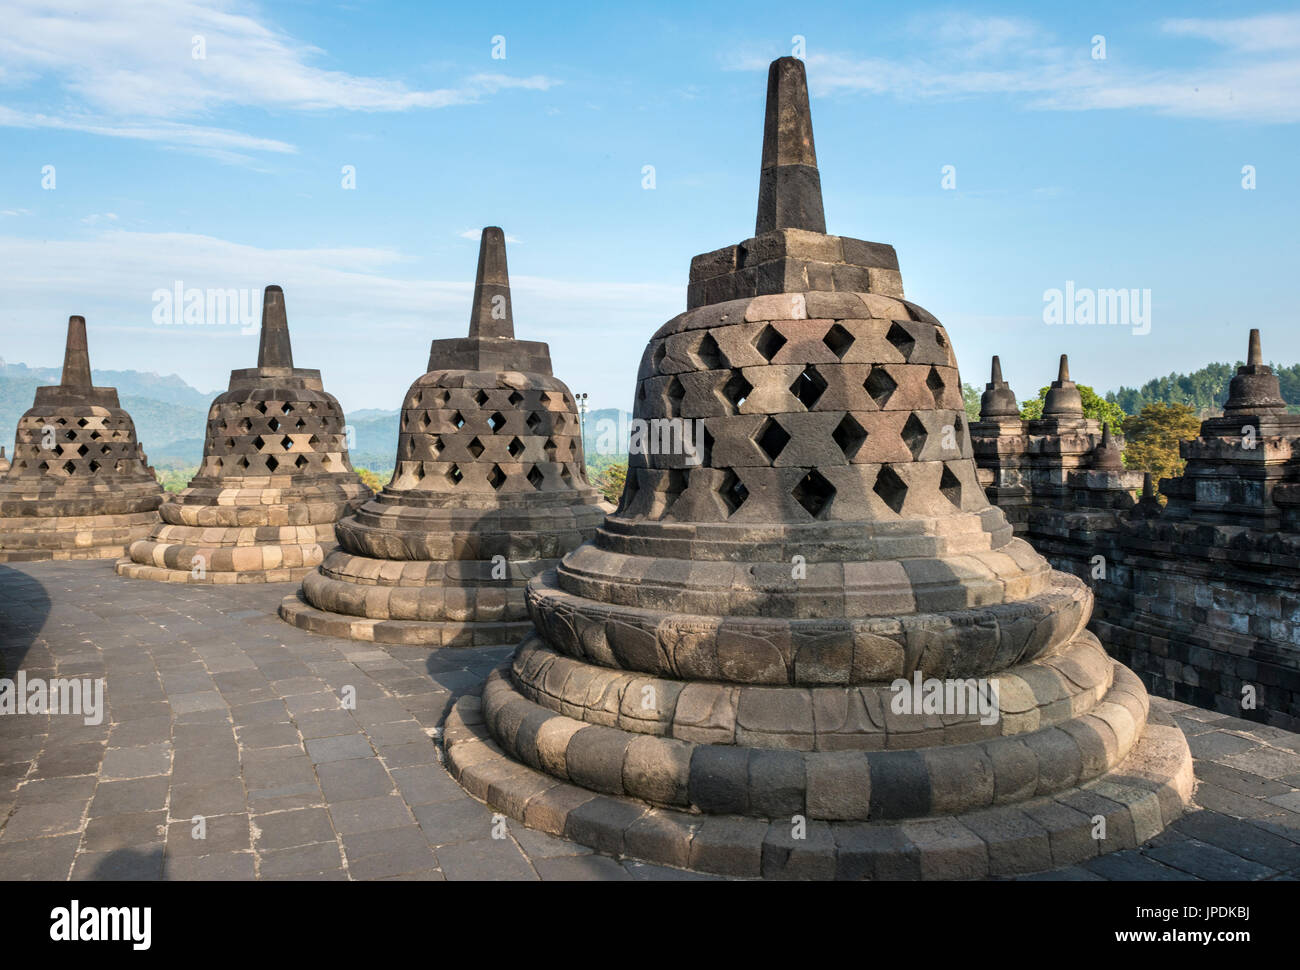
[116,286,371,583]
[0,316,163,561]
[280,228,606,646]
[443,58,1193,879]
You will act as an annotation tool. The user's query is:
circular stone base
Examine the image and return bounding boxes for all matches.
[114,559,317,584]
[0,543,142,563]
[442,676,1194,879]
[278,591,534,647]
[0,511,159,562]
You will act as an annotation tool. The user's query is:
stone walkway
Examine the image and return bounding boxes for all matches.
[1,560,1299,881]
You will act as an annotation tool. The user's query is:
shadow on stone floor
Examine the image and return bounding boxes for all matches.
[0,564,53,675]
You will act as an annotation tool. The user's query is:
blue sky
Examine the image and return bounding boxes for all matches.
[1,1,1297,416]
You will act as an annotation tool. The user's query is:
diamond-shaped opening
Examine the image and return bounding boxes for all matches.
[790,365,827,410]
[545,437,558,460]
[527,465,545,490]
[62,460,76,475]
[832,414,867,459]
[475,389,490,406]
[561,465,573,484]
[452,411,465,430]
[467,437,485,458]
[754,418,790,463]
[307,434,320,448]
[721,372,753,412]
[88,460,101,473]
[89,430,101,440]
[902,413,928,460]
[940,464,962,508]
[280,435,293,451]
[306,402,317,414]
[539,392,552,406]
[886,322,915,361]
[926,366,946,405]
[64,429,76,441]
[295,418,306,430]
[295,455,309,470]
[76,443,89,457]
[404,437,415,458]
[447,464,463,485]
[718,469,748,515]
[256,402,268,414]
[488,412,506,432]
[240,418,252,433]
[754,324,787,362]
[488,464,506,490]
[864,367,897,408]
[431,435,443,457]
[238,456,250,469]
[526,411,542,432]
[666,376,685,406]
[508,436,525,458]
[38,461,49,473]
[508,390,524,406]
[252,435,266,450]
[874,465,907,513]
[225,438,235,449]
[266,455,279,472]
[268,417,280,432]
[281,402,293,415]
[417,410,431,431]
[934,329,947,348]
[696,332,724,369]
[653,343,666,369]
[76,418,88,428]
[792,469,835,519]
[637,383,646,401]
[823,323,854,359]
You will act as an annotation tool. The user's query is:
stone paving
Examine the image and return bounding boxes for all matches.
[2,559,1299,881]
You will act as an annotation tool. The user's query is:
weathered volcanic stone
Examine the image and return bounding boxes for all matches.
[0,316,164,561]
[279,228,607,646]
[116,285,371,583]
[446,57,1193,879]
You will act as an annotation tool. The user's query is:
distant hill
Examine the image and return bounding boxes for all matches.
[1107,360,1300,416]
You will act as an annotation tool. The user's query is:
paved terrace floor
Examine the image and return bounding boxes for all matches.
[1,560,1299,882]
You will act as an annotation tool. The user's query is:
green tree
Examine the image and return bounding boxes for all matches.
[1019,384,1127,430]
[591,459,627,504]
[1121,402,1201,482]
[355,467,388,492]
[961,382,981,423]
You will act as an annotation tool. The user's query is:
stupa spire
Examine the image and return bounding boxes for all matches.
[60,315,92,388]
[257,285,294,369]
[467,227,514,340]
[755,57,826,235]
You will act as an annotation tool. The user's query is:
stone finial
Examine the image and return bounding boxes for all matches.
[755,57,826,236]
[1093,422,1125,471]
[1043,353,1084,418]
[60,316,93,388]
[257,285,294,369]
[468,227,515,340]
[1225,328,1287,414]
[980,354,1020,419]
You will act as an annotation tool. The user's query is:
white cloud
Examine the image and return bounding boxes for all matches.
[0,0,560,157]
[741,12,1300,124]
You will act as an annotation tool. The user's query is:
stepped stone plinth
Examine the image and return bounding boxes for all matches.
[443,57,1192,879]
[279,228,606,646]
[0,316,163,561]
[116,286,371,583]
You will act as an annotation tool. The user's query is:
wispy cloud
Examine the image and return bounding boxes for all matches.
[0,0,561,159]
[734,12,1300,124]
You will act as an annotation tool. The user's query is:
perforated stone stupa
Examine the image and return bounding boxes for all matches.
[442,57,1193,879]
[116,286,371,583]
[0,316,163,561]
[280,228,605,645]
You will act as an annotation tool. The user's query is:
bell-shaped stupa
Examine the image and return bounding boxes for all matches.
[443,58,1193,879]
[280,228,606,646]
[0,316,163,560]
[116,286,371,583]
